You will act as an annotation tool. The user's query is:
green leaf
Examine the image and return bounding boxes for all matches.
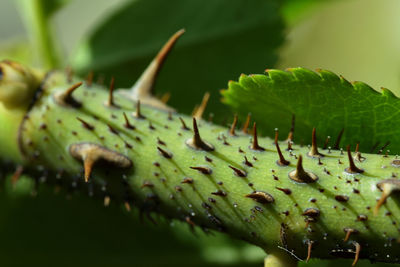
[71,0,284,115]
[221,68,400,153]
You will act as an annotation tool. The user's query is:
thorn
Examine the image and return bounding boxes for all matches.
[106,77,116,107]
[245,191,274,204]
[69,143,132,182]
[345,145,363,174]
[243,156,253,167]
[229,165,247,177]
[354,143,365,162]
[86,71,94,87]
[160,92,171,103]
[333,128,344,150]
[168,111,173,120]
[302,208,320,218]
[251,122,264,151]
[343,228,358,242]
[306,240,313,262]
[286,114,295,142]
[193,92,210,119]
[275,130,290,166]
[157,146,173,159]
[289,155,318,183]
[107,124,119,135]
[211,190,227,197]
[76,117,95,130]
[53,82,83,107]
[179,117,189,130]
[11,165,24,186]
[374,179,400,215]
[242,113,251,134]
[125,30,184,111]
[275,187,291,195]
[308,128,324,157]
[352,242,361,267]
[182,177,194,184]
[123,112,135,129]
[134,100,145,119]
[186,118,214,151]
[190,166,212,175]
[323,136,330,150]
[229,114,238,136]
[287,140,293,151]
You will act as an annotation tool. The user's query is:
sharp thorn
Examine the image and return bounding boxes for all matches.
[186,118,214,151]
[333,128,344,150]
[106,76,116,107]
[352,242,361,266]
[275,130,290,166]
[345,145,363,174]
[374,179,400,215]
[123,112,135,129]
[286,114,295,142]
[54,82,83,107]
[306,240,313,262]
[76,117,95,130]
[251,122,264,151]
[134,100,145,119]
[179,117,190,130]
[289,155,318,183]
[157,146,173,159]
[308,128,324,157]
[245,191,274,204]
[69,143,132,182]
[190,166,212,175]
[229,165,247,177]
[125,30,184,111]
[242,113,251,134]
[229,114,238,136]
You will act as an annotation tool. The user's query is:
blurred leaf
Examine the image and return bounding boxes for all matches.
[0,174,264,267]
[40,0,71,17]
[221,68,400,153]
[71,0,284,117]
[17,0,71,19]
[282,0,334,25]
[15,0,70,68]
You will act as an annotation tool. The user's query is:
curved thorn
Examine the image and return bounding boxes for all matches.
[275,130,289,166]
[352,242,361,266]
[54,82,83,107]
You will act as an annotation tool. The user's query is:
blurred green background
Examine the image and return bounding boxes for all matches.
[1,0,400,266]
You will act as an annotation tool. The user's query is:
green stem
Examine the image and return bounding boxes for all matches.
[17,0,61,69]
